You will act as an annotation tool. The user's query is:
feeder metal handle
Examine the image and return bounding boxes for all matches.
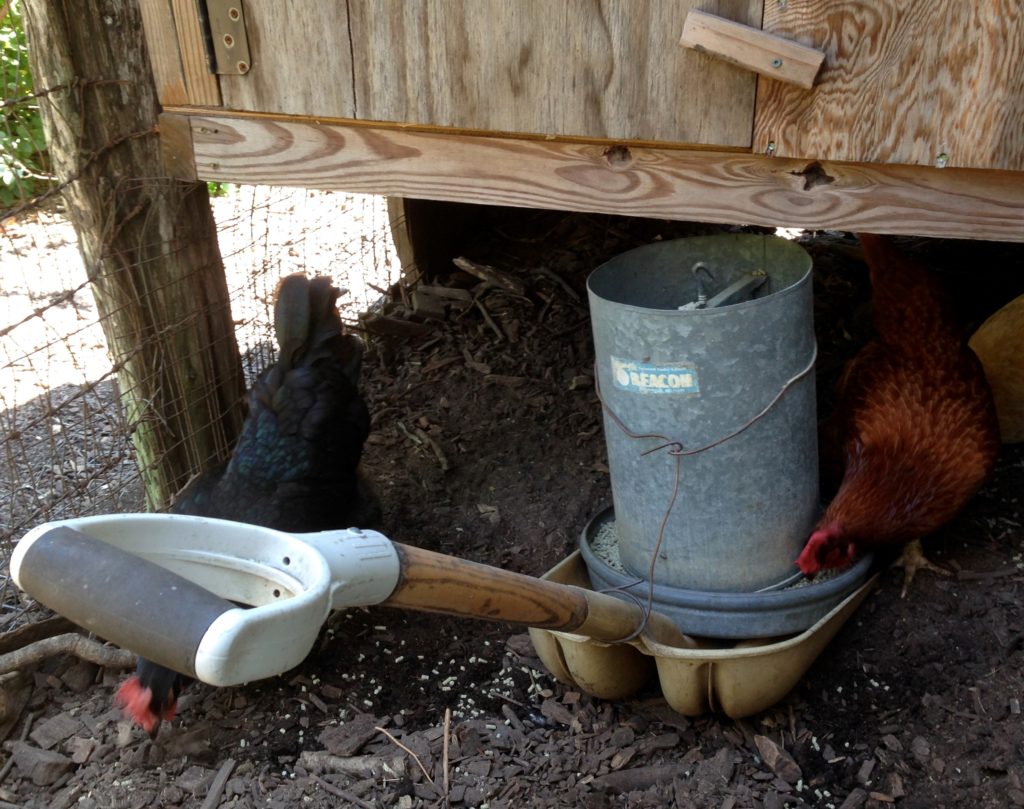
[11,526,239,679]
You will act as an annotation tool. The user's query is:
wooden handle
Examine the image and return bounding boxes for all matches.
[679,10,825,90]
[386,544,694,647]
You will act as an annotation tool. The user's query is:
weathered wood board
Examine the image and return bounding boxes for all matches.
[754,0,1024,171]
[138,0,221,107]
[183,113,1024,241]
[218,0,762,147]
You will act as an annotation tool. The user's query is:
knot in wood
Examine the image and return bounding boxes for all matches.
[603,145,634,171]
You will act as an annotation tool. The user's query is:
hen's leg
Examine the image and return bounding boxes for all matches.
[892,539,949,598]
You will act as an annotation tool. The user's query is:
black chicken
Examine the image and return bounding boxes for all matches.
[115,273,378,737]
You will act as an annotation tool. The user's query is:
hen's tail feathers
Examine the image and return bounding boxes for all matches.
[115,659,184,739]
[274,273,363,383]
[857,233,960,346]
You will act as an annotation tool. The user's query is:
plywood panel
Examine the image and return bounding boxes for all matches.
[221,0,762,147]
[184,113,1024,241]
[219,3,356,118]
[754,0,1024,171]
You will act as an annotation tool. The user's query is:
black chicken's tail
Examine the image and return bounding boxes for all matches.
[274,273,363,383]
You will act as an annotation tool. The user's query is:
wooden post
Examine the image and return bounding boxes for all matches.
[21,0,246,510]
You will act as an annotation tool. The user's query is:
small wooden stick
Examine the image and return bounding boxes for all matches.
[297,750,406,779]
[200,758,236,809]
[442,707,452,807]
[0,616,76,656]
[375,726,436,788]
[453,257,527,296]
[474,298,506,342]
[0,634,135,675]
[309,774,374,808]
[0,710,35,784]
[414,427,450,472]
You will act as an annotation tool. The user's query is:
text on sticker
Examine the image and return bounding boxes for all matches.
[610,357,700,394]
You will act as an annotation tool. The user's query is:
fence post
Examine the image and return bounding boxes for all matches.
[21,0,246,510]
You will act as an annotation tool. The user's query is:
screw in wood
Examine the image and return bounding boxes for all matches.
[228,7,240,20]
[223,34,234,48]
[771,58,783,69]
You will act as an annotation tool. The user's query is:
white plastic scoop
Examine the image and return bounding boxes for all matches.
[12,514,693,687]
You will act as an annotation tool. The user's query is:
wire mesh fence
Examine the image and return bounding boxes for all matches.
[1,182,400,569]
[0,1,402,627]
[1,182,400,539]
[1,16,402,625]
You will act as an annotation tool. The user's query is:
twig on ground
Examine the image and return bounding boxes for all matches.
[442,707,452,808]
[474,299,506,342]
[0,710,35,785]
[532,265,581,302]
[397,421,424,446]
[309,774,374,808]
[453,257,526,296]
[0,634,134,675]
[375,726,436,788]
[297,750,405,780]
[200,758,236,809]
[414,427,450,472]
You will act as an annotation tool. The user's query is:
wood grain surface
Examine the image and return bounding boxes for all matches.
[754,0,1024,170]
[168,0,220,106]
[219,0,761,147]
[680,9,825,89]
[182,112,1024,241]
[138,0,189,106]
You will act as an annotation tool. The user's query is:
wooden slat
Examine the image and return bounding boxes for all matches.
[179,111,1024,242]
[221,0,762,147]
[679,10,824,89]
[158,111,197,180]
[138,0,188,105]
[754,0,1024,171]
[169,0,220,106]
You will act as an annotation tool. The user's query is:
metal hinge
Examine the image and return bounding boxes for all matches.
[196,0,252,76]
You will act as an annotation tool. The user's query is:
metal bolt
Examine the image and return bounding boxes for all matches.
[223,33,234,47]
[228,7,240,20]
[771,58,783,69]
[237,61,250,74]
[935,152,949,168]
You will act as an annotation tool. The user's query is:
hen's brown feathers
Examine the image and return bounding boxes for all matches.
[798,234,999,573]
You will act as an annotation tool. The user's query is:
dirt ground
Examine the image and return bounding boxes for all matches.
[1,205,1023,809]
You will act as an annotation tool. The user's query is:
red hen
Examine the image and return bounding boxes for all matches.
[796,234,1000,595]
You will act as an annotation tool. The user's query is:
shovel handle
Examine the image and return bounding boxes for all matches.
[11,526,238,678]
[387,544,694,647]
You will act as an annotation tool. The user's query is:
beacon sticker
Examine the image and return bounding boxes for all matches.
[610,357,700,394]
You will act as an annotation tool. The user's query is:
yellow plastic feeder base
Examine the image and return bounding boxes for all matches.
[528,552,877,719]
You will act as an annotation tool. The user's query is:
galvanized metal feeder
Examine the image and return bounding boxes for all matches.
[522,234,877,715]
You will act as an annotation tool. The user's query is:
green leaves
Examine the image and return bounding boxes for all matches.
[1,0,52,211]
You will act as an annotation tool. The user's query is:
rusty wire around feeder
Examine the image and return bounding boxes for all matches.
[591,344,819,642]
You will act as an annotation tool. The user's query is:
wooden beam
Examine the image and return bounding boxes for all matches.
[174,110,1024,242]
[679,10,824,90]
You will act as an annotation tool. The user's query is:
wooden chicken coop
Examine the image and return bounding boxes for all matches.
[143,0,1024,242]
